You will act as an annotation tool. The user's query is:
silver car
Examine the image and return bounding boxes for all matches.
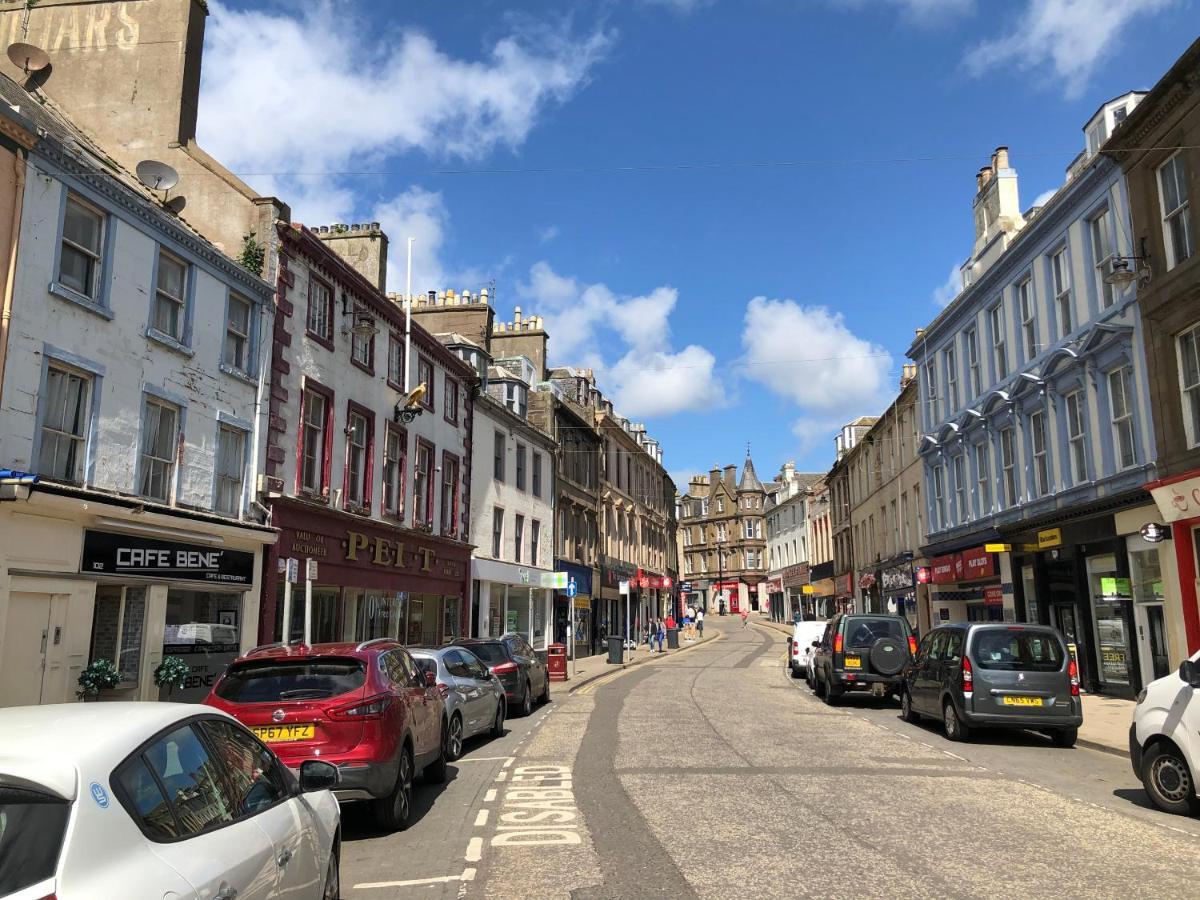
[410,647,506,761]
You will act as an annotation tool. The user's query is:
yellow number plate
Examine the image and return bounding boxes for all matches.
[252,724,315,742]
[1001,696,1044,707]
[843,656,862,669]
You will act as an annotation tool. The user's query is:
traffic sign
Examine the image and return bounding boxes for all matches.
[567,578,578,598]
[680,581,692,592]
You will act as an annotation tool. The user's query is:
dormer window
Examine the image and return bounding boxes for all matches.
[504,382,527,417]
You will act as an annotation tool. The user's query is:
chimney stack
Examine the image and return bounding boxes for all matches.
[994,146,1009,169]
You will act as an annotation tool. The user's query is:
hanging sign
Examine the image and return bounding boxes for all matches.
[1140,522,1169,543]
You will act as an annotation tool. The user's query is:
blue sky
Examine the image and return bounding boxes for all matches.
[199,0,1195,487]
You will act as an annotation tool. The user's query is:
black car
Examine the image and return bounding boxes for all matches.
[452,634,550,716]
[899,623,1082,746]
[811,613,916,704]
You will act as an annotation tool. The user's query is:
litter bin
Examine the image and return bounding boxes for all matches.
[666,627,680,650]
[547,643,568,682]
[607,634,624,665]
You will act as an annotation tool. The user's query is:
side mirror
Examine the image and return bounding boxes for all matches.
[811,640,820,648]
[298,759,339,793]
[1180,659,1200,688]
[425,670,437,687]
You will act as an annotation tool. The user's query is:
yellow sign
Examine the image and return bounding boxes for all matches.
[802,585,814,594]
[573,596,591,610]
[984,543,1012,553]
[1037,528,1063,549]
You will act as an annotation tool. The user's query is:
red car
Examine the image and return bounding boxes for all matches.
[204,638,446,831]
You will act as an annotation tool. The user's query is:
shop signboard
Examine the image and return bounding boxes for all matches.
[81,530,254,585]
[1099,577,1133,599]
[930,554,957,584]
[1147,472,1200,524]
[881,563,913,593]
[782,563,810,589]
[960,546,996,581]
[983,586,1004,606]
[1037,528,1063,549]
[834,572,854,596]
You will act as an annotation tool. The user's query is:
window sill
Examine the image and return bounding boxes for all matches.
[219,363,258,386]
[306,330,335,352]
[48,281,113,320]
[351,358,375,377]
[297,491,330,505]
[343,503,373,517]
[145,328,195,358]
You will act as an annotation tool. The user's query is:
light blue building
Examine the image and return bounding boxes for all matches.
[907,92,1165,698]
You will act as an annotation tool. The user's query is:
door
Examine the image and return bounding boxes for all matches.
[914,631,948,714]
[0,592,69,707]
[1135,604,1171,683]
[445,650,486,732]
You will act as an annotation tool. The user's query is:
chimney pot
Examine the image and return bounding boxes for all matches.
[995,146,1009,169]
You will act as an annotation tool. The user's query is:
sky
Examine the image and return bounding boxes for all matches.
[197,0,1195,489]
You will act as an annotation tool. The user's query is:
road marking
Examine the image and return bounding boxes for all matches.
[354,868,477,890]
[475,809,490,827]
[502,756,515,769]
[453,756,514,762]
[495,771,507,782]
[491,764,582,848]
[465,836,484,862]
[484,789,497,802]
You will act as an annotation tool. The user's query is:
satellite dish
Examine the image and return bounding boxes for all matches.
[164,195,187,216]
[135,160,179,192]
[7,42,49,73]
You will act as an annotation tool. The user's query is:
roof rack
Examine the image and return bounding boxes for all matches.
[355,637,397,652]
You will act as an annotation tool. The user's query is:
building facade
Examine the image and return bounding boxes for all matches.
[764,463,824,622]
[909,120,1166,697]
[828,418,877,616]
[1106,37,1200,666]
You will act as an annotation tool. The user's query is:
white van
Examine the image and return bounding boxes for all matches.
[789,620,827,683]
[1130,650,1200,816]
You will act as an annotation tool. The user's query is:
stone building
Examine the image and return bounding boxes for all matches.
[764,463,825,622]
[1105,37,1200,667]
[827,418,877,615]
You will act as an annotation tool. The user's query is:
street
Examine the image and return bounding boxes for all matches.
[343,615,1200,899]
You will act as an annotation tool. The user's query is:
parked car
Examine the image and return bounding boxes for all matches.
[1130,649,1200,816]
[453,634,550,717]
[789,619,827,683]
[0,702,340,900]
[811,613,916,704]
[205,638,446,832]
[900,623,1082,746]
[410,647,507,759]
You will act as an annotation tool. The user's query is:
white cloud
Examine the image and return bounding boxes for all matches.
[830,0,974,22]
[740,297,893,424]
[932,263,962,307]
[964,0,1175,98]
[517,262,726,418]
[538,225,560,243]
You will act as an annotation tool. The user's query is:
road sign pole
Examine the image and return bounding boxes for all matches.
[282,576,293,643]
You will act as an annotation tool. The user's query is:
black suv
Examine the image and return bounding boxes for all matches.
[811,613,916,704]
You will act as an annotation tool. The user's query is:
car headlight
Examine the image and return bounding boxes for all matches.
[1135,687,1148,705]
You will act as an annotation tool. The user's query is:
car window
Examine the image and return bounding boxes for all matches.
[458,649,489,678]
[0,787,70,895]
[843,617,910,650]
[444,650,472,678]
[502,637,521,658]
[925,631,948,661]
[973,629,1065,671]
[198,720,290,816]
[943,632,964,662]
[412,656,438,679]
[115,757,180,839]
[215,658,366,703]
[916,632,937,661]
[819,622,834,648]
[463,642,508,665]
[139,724,236,838]
[397,649,425,687]
[381,650,409,688]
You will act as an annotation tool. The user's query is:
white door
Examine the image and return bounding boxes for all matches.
[0,592,69,707]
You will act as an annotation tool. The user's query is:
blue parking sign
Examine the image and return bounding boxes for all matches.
[567,578,578,598]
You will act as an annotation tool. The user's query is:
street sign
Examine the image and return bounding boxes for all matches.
[543,572,569,589]
[306,558,319,581]
[619,580,630,595]
[286,558,300,583]
[567,578,578,598]
[680,581,692,592]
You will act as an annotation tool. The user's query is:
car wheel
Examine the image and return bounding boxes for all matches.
[322,846,340,900]
[425,727,448,784]
[943,700,971,742]
[521,681,533,716]
[1141,742,1200,816]
[445,713,464,762]
[814,670,827,698]
[823,681,841,706]
[373,746,414,831]
[491,698,506,737]
[539,673,551,704]
[900,689,919,723]
[789,662,801,679]
[1048,727,1077,749]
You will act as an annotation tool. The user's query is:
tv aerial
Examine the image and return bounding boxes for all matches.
[135,160,180,193]
[7,42,49,75]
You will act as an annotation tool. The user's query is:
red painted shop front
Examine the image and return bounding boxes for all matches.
[260,499,471,647]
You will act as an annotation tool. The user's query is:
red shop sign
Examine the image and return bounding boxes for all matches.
[931,554,958,584]
[960,546,996,581]
[984,586,1004,606]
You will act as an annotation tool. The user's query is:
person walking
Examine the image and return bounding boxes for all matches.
[696,607,705,638]
[740,608,749,629]
[656,618,666,653]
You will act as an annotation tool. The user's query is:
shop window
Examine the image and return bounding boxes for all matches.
[444,596,462,643]
[383,425,406,518]
[441,453,460,537]
[214,424,247,516]
[276,583,339,644]
[407,594,441,645]
[38,364,92,483]
[413,440,434,526]
[139,396,180,502]
[90,585,146,685]
[1086,554,1132,687]
[163,590,244,702]
[349,589,404,642]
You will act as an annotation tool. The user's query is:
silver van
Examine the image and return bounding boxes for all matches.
[899,623,1083,746]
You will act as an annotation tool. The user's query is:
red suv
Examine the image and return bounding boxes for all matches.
[204,638,446,831]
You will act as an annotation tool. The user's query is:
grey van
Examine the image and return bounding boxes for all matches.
[899,623,1083,746]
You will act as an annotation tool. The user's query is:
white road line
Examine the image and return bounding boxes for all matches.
[502,756,515,769]
[495,771,507,782]
[484,788,497,802]
[465,836,484,862]
[354,869,477,890]
[453,756,513,762]
[475,808,490,827]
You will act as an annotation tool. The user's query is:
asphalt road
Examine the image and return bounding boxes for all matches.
[342,617,1200,899]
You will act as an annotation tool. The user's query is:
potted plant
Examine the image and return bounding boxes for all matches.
[77,658,121,700]
[154,656,191,700]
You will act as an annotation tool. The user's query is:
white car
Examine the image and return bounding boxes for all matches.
[1131,650,1200,816]
[789,620,827,683]
[0,702,341,900]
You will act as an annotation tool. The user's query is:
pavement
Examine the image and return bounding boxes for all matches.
[754,616,1135,756]
[553,628,715,696]
[340,615,1199,898]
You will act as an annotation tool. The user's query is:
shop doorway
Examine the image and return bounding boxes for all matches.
[0,592,69,707]
[1135,604,1171,683]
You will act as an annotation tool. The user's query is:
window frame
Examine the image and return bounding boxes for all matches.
[989,302,1008,380]
[1108,366,1137,470]
[953,454,967,523]
[54,191,108,312]
[382,423,408,519]
[444,376,460,425]
[531,519,541,566]
[305,275,335,349]
[1177,322,1200,449]
[1000,427,1018,507]
[148,246,192,352]
[213,418,250,517]
[441,450,460,538]
[137,391,183,503]
[944,346,959,413]
[493,430,506,482]
[514,513,525,563]
[297,379,334,498]
[1018,277,1036,361]
[531,450,543,498]
[350,313,375,376]
[965,326,981,398]
[515,442,527,491]
[36,360,94,485]
[89,584,147,686]
[932,464,946,531]
[1065,391,1089,484]
[417,357,435,411]
[221,290,255,378]
[1030,409,1050,497]
[1051,247,1072,338]
[1158,151,1194,270]
[492,506,504,559]
[386,332,406,390]
[413,438,435,527]
[975,442,991,518]
[1089,208,1116,309]
[343,402,374,513]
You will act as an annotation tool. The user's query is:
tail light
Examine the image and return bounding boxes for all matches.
[329,694,393,720]
[492,661,518,675]
[792,640,799,656]
[907,636,918,656]
[437,683,450,699]
[961,656,973,695]
[1068,658,1080,697]
[833,633,843,654]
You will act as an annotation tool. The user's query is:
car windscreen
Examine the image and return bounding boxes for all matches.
[412,657,437,676]
[972,629,1065,671]
[462,643,508,665]
[0,788,70,895]
[213,658,366,702]
[843,617,910,650]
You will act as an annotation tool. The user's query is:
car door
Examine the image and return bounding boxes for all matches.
[913,631,946,714]
[940,631,965,710]
[442,650,478,732]
[398,649,440,763]
[465,652,501,721]
[199,718,323,898]
[520,637,548,695]
[113,720,277,900]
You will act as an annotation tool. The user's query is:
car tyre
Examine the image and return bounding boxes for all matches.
[539,673,551,705]
[814,669,827,698]
[445,713,464,762]
[322,845,340,900]
[1048,727,1077,749]
[373,746,414,831]
[1141,742,1200,816]
[425,728,448,784]
[521,680,533,716]
[789,662,801,680]
[824,680,842,706]
[900,689,919,723]
[943,700,971,742]
[491,698,506,737]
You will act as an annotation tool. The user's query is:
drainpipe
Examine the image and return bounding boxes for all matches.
[0,149,26,410]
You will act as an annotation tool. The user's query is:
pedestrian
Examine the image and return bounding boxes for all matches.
[656,618,666,652]
[697,607,705,637]
[643,621,653,653]
[740,608,749,629]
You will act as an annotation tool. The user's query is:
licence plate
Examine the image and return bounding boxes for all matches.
[1001,696,1044,707]
[843,656,862,669]
[252,724,315,742]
